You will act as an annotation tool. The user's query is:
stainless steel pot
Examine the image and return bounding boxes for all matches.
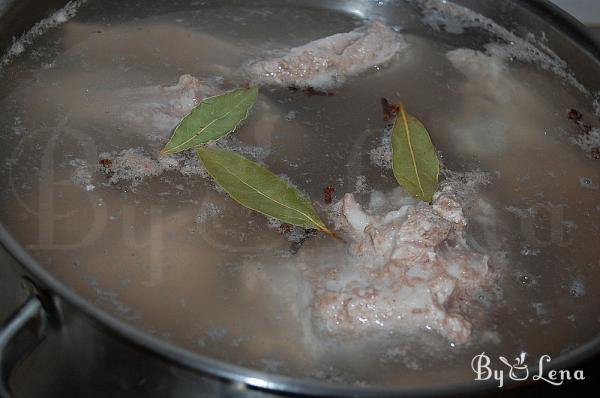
[1,0,599,396]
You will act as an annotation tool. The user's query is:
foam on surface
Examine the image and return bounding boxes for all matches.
[0,1,87,71]
[418,0,589,94]
[571,128,600,158]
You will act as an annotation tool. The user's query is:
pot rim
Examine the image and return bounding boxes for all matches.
[1,0,600,396]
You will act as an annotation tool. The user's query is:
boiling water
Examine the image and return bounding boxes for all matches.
[0,0,599,387]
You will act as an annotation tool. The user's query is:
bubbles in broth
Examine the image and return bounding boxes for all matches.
[0,0,599,387]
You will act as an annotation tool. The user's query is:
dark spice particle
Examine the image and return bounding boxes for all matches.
[323,185,335,204]
[279,223,293,234]
[592,147,600,160]
[381,97,400,123]
[567,108,582,121]
[98,158,115,179]
[567,108,592,134]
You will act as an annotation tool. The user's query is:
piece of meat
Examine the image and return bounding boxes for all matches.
[308,188,490,344]
[432,188,467,228]
[397,206,453,247]
[246,19,407,88]
[14,20,254,138]
[311,271,472,344]
[116,74,220,136]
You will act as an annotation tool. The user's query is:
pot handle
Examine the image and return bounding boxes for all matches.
[0,292,49,398]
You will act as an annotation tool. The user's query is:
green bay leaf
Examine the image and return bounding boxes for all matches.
[391,104,439,202]
[160,86,258,155]
[197,147,334,235]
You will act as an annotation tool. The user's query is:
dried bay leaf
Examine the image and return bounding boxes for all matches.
[391,103,439,202]
[197,147,335,236]
[160,86,258,155]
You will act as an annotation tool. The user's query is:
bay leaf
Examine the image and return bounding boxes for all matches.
[160,86,258,155]
[197,147,335,236]
[391,103,439,202]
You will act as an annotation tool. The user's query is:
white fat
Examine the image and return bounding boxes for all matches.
[382,205,411,224]
[431,277,456,305]
[342,193,372,233]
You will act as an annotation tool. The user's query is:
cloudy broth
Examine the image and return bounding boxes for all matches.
[0,0,599,387]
